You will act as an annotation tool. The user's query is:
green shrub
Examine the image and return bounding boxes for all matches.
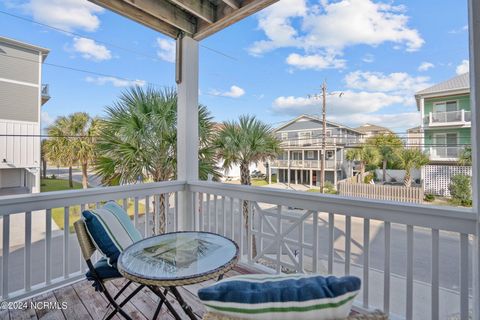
[449,175,472,207]
[271,174,277,183]
[322,181,337,194]
[424,194,435,202]
[364,173,374,184]
[50,174,56,179]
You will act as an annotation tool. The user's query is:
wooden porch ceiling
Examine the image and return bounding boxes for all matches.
[89,0,279,40]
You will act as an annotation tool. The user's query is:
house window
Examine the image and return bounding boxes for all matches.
[326,150,334,159]
[281,132,288,140]
[307,151,314,159]
[298,131,312,139]
[433,101,458,113]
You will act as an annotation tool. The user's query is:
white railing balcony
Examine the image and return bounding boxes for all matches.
[41,84,50,105]
[426,110,471,127]
[0,180,474,320]
[279,136,363,148]
[270,159,339,169]
[429,146,462,160]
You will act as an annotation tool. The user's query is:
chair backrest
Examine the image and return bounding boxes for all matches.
[74,219,96,261]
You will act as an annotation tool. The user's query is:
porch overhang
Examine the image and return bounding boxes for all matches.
[88,0,278,40]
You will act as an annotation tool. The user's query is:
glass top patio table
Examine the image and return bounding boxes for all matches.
[117,231,239,287]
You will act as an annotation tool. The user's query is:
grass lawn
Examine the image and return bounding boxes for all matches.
[41,178,146,232]
[52,200,146,233]
[41,178,83,192]
[251,178,268,186]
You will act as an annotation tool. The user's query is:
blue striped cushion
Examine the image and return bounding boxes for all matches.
[198,274,360,320]
[82,202,142,266]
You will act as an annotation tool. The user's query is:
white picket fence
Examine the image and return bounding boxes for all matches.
[338,183,424,203]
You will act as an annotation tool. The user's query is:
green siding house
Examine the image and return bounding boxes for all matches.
[415,73,471,163]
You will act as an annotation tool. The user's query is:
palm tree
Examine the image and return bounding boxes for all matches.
[458,146,472,166]
[45,113,100,189]
[368,134,403,183]
[345,145,380,182]
[215,115,282,257]
[44,116,77,188]
[95,86,220,233]
[397,149,429,187]
[41,139,48,179]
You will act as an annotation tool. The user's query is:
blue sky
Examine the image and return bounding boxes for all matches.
[0,0,470,133]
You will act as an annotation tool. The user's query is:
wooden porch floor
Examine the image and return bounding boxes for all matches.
[0,265,257,320]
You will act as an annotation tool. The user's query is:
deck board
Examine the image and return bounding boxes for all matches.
[12,265,256,320]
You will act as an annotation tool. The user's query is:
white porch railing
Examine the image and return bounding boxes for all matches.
[271,159,340,169]
[0,180,475,319]
[427,110,472,126]
[190,181,474,320]
[0,180,185,301]
[429,146,463,160]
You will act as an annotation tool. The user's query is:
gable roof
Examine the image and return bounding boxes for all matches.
[275,114,363,134]
[354,123,393,134]
[415,73,470,97]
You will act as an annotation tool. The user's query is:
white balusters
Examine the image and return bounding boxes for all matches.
[384,221,391,314]
[328,212,334,274]
[406,225,414,319]
[363,218,370,308]
[2,214,10,299]
[24,211,32,292]
[345,215,351,275]
[431,229,439,320]
[460,233,469,320]
[45,208,52,284]
[63,207,70,278]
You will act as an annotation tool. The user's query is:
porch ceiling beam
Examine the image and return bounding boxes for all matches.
[168,0,216,24]
[221,0,240,9]
[194,0,279,40]
[89,0,180,38]
[122,0,197,35]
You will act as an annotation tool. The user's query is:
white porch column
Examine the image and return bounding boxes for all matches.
[177,36,199,231]
[287,151,291,187]
[268,162,272,184]
[334,149,338,186]
[469,0,480,318]
[309,170,313,188]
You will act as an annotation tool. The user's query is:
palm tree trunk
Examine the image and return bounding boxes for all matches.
[382,159,387,183]
[68,166,73,188]
[240,163,257,259]
[42,158,47,179]
[404,170,412,187]
[81,163,88,189]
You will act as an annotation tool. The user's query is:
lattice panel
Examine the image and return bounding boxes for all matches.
[422,165,472,197]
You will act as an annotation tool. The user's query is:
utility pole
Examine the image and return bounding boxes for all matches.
[308,81,343,193]
[320,81,327,193]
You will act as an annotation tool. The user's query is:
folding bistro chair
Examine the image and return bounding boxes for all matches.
[74,219,145,320]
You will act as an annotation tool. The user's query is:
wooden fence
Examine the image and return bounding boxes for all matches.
[338,182,424,203]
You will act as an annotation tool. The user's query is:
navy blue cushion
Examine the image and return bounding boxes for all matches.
[198,274,361,319]
[82,202,142,266]
[86,258,122,281]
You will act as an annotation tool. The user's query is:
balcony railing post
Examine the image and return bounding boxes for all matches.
[429,112,433,124]
[462,109,465,122]
[468,0,480,317]
[176,35,199,231]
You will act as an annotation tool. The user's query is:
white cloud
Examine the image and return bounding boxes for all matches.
[248,0,306,56]
[456,60,469,75]
[249,0,424,58]
[16,0,103,32]
[72,37,112,61]
[156,38,175,63]
[41,110,55,127]
[418,62,434,72]
[273,91,404,116]
[344,71,431,95]
[85,76,146,87]
[210,85,245,98]
[449,25,468,34]
[330,112,420,130]
[286,52,346,70]
[362,54,375,63]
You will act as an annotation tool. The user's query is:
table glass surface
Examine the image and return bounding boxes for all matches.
[118,232,238,281]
